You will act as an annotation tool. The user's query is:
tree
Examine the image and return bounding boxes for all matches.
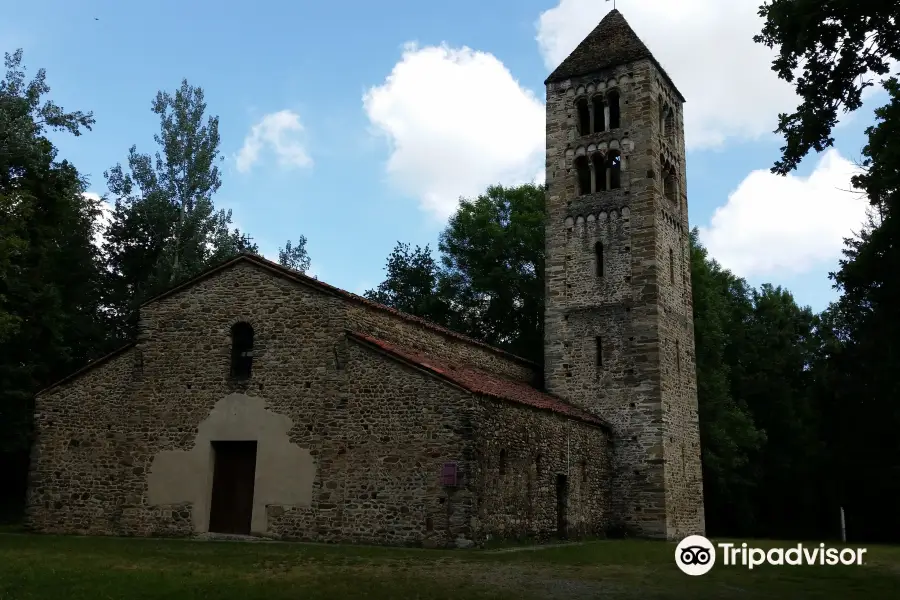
[688,230,765,536]
[367,184,545,362]
[755,0,900,174]
[821,81,900,542]
[438,183,545,363]
[364,242,450,322]
[103,80,250,336]
[758,1,900,543]
[278,236,311,274]
[0,50,107,516]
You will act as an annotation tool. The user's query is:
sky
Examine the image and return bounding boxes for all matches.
[2,0,889,311]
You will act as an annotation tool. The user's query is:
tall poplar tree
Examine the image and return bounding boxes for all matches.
[103,80,254,339]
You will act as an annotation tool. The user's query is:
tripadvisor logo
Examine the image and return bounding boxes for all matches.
[675,535,868,575]
[675,535,716,576]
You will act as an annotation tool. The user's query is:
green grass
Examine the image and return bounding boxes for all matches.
[0,533,898,599]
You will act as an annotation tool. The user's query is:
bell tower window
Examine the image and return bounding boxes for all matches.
[608,90,621,129]
[592,96,606,132]
[591,153,605,192]
[576,98,590,136]
[607,151,622,190]
[575,156,591,195]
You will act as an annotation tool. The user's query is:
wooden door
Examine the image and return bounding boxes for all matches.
[208,441,257,535]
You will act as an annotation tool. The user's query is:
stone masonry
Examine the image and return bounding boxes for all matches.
[26,257,611,546]
[25,9,701,547]
[542,10,705,539]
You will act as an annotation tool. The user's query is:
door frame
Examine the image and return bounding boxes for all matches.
[207,440,258,535]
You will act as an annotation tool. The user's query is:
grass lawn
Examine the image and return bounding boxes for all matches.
[1,533,898,599]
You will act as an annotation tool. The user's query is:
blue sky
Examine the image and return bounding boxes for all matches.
[3,0,885,311]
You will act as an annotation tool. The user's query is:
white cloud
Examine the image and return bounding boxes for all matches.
[363,42,545,219]
[698,150,869,278]
[536,0,804,150]
[236,110,313,173]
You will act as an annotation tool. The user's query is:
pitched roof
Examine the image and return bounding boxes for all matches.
[348,331,611,430]
[36,253,539,397]
[140,253,536,368]
[544,9,685,102]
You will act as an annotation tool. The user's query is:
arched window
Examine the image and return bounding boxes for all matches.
[659,102,666,137]
[576,98,590,136]
[607,151,622,190]
[665,108,676,140]
[591,153,605,192]
[592,96,606,133]
[574,156,591,196]
[608,90,621,129]
[230,322,254,379]
[664,169,677,203]
[595,241,604,277]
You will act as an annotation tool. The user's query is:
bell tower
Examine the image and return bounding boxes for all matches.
[542,10,705,539]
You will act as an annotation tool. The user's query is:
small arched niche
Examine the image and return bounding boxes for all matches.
[230,322,254,380]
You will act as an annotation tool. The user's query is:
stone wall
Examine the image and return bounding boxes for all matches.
[347,303,537,385]
[29,261,344,537]
[26,261,478,546]
[26,346,141,534]
[471,401,611,542]
[268,340,477,547]
[656,67,705,538]
[543,56,704,539]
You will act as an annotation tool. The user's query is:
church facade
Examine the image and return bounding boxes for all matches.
[25,10,705,546]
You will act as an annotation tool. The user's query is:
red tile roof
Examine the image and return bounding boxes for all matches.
[348,331,611,430]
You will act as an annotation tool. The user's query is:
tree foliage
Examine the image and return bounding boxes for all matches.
[757,0,900,542]
[0,51,109,520]
[755,0,900,174]
[103,80,254,339]
[278,236,312,274]
[365,184,545,363]
[363,243,450,321]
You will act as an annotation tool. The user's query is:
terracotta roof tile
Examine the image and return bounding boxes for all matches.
[348,331,611,430]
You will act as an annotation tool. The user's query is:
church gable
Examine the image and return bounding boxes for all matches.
[37,252,538,397]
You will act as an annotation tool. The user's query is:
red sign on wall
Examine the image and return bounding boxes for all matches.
[441,462,458,486]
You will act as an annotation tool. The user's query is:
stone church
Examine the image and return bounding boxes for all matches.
[25,10,705,547]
